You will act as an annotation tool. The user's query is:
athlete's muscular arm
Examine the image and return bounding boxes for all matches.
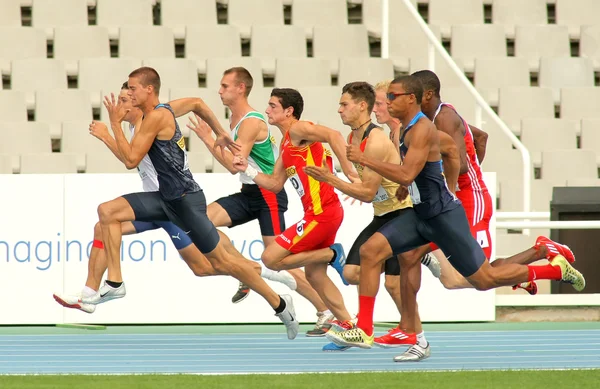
[304,135,385,203]
[469,124,488,163]
[111,110,166,169]
[434,108,468,175]
[439,131,460,195]
[290,121,356,179]
[169,98,228,137]
[347,123,432,187]
[191,117,263,175]
[233,154,287,193]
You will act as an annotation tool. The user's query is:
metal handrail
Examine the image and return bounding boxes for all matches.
[381,0,532,215]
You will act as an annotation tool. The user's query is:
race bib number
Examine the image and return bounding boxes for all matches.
[372,186,390,203]
[476,230,489,249]
[286,166,305,197]
[408,182,421,204]
[296,220,307,236]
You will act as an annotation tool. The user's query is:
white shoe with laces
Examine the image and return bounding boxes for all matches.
[393,343,431,362]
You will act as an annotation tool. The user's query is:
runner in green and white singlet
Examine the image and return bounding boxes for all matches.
[188,67,333,335]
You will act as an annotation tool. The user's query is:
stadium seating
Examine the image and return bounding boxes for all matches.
[0,0,598,280]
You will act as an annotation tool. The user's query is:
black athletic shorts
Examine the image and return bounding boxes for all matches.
[215,183,288,236]
[378,206,486,278]
[346,209,403,276]
[123,190,220,254]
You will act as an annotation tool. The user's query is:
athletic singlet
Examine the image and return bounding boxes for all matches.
[349,123,410,216]
[130,124,159,192]
[231,111,279,184]
[400,111,459,219]
[146,103,200,200]
[433,102,489,223]
[280,131,340,216]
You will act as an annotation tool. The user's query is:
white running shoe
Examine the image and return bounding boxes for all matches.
[275,294,299,340]
[81,281,126,304]
[393,343,431,362]
[421,253,441,278]
[261,268,298,291]
[53,293,96,314]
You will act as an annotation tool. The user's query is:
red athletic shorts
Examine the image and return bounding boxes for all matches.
[275,204,344,254]
[430,190,493,259]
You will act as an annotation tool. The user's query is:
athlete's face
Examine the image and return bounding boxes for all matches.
[118,89,139,123]
[373,89,392,124]
[386,83,413,118]
[127,76,151,107]
[265,96,288,125]
[338,92,362,127]
[218,73,243,106]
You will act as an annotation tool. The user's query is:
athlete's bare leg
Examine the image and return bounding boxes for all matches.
[262,236,328,312]
[262,243,334,271]
[206,231,281,308]
[287,268,328,312]
[178,245,221,277]
[97,197,135,283]
[383,274,402,317]
[397,250,423,334]
[435,245,550,290]
[85,221,138,291]
[304,263,352,322]
[357,233,391,297]
[207,202,233,227]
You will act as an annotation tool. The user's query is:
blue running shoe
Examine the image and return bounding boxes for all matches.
[329,243,348,285]
[323,342,350,352]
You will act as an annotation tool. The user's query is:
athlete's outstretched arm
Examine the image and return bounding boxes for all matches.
[304,136,385,203]
[169,98,228,137]
[233,154,287,193]
[434,109,468,174]
[469,124,488,163]
[89,122,126,164]
[188,115,262,174]
[290,121,356,179]
[348,124,431,186]
[439,130,460,195]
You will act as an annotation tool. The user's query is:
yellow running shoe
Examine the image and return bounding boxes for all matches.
[552,255,586,292]
[325,327,374,349]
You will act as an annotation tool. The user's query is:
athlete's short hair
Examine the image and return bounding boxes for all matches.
[342,81,376,113]
[128,67,161,95]
[391,75,424,104]
[374,80,392,92]
[121,81,128,90]
[271,88,304,120]
[411,70,441,98]
[223,67,254,96]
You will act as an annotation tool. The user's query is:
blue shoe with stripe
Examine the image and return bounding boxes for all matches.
[329,243,348,285]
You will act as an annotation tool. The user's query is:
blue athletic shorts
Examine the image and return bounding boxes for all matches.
[131,220,193,250]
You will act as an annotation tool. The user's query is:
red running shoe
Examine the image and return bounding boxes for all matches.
[374,327,417,348]
[535,236,575,263]
[512,281,538,295]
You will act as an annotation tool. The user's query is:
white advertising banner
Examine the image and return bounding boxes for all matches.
[0,173,497,324]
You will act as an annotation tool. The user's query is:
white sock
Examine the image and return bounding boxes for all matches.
[81,286,96,297]
[319,309,332,316]
[260,266,297,290]
[416,331,428,348]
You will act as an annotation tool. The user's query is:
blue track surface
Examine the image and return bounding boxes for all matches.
[1,329,599,374]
